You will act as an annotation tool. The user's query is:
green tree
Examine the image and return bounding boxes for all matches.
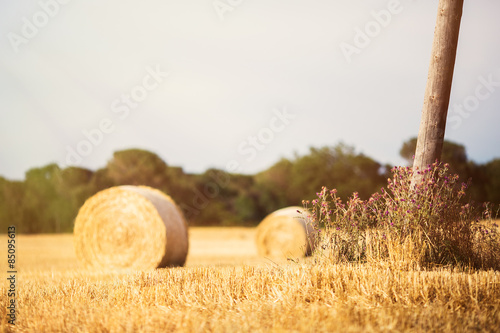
[54,167,95,232]
[254,158,293,214]
[22,164,61,233]
[484,159,500,204]
[188,170,250,225]
[400,137,467,175]
[227,173,262,224]
[89,167,115,193]
[105,149,169,190]
[400,137,491,203]
[0,177,25,232]
[289,144,386,202]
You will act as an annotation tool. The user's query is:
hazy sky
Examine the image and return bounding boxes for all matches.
[1,0,499,180]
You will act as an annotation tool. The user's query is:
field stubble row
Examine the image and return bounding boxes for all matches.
[1,227,500,332]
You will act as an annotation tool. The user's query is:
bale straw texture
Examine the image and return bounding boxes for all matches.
[74,186,188,270]
[256,206,317,259]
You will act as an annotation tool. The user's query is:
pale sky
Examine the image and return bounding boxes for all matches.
[1,0,499,180]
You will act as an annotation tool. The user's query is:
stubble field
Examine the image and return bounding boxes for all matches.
[1,227,500,332]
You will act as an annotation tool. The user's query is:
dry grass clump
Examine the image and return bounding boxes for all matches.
[256,206,317,259]
[1,263,500,332]
[74,186,188,270]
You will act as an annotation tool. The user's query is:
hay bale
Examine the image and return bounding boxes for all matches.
[256,206,317,259]
[74,185,188,270]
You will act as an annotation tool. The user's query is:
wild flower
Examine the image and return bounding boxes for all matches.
[304,162,500,270]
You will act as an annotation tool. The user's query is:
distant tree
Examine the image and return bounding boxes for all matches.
[163,166,197,208]
[400,137,493,203]
[0,177,25,232]
[400,137,467,167]
[254,158,293,214]
[105,149,169,189]
[54,167,95,231]
[1,166,97,233]
[189,170,260,226]
[233,192,259,222]
[22,164,61,233]
[58,167,93,188]
[289,144,386,202]
[401,137,470,181]
[484,159,500,204]
[89,167,115,193]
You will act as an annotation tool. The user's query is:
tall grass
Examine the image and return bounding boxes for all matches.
[305,162,500,270]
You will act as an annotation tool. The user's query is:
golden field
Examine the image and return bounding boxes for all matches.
[1,227,500,332]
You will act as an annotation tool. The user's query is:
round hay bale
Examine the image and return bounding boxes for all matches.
[256,206,317,259]
[74,185,188,270]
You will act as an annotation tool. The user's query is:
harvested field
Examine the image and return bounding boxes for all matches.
[1,227,500,332]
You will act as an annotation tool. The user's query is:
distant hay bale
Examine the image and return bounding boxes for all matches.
[74,186,188,270]
[256,206,317,259]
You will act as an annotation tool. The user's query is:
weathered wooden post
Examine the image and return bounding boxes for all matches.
[412,0,464,185]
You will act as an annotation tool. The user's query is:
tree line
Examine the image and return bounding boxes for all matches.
[1,138,499,233]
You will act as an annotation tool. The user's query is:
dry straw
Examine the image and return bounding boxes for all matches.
[74,186,189,270]
[256,206,317,259]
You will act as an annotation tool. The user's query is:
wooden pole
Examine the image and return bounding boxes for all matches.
[412,0,464,185]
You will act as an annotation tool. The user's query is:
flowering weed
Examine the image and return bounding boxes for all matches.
[304,163,500,270]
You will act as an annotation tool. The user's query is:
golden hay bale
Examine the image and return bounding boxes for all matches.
[74,185,188,270]
[256,206,317,259]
